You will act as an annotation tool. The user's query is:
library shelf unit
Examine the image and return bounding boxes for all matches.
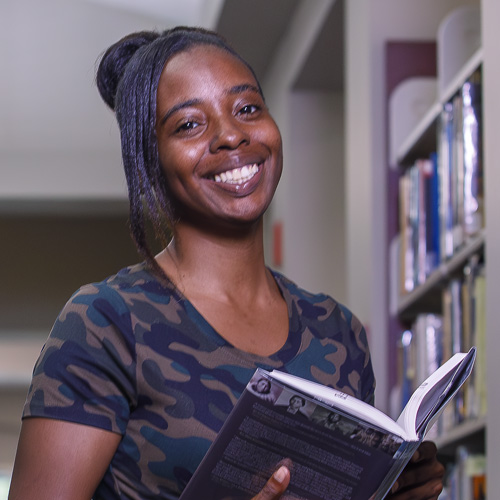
[397,229,485,320]
[396,48,483,167]
[434,416,486,458]
[387,2,500,495]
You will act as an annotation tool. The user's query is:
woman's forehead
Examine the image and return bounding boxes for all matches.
[161,44,256,87]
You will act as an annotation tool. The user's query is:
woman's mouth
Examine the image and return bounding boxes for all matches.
[213,164,259,185]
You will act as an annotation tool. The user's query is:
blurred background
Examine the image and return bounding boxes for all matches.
[0,0,346,493]
[1,0,484,497]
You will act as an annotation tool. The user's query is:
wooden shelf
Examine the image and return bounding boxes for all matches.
[435,416,486,457]
[397,101,441,166]
[396,48,483,167]
[440,47,483,104]
[397,230,486,319]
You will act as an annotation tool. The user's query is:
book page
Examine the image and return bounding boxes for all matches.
[396,348,476,439]
[269,370,410,440]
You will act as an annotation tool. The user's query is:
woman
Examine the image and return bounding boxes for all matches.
[8,27,444,499]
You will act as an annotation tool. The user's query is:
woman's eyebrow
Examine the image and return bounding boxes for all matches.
[159,98,201,126]
[227,83,262,96]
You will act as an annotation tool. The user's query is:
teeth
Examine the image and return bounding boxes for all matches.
[214,164,259,185]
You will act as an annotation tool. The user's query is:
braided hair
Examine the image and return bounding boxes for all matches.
[95,27,263,274]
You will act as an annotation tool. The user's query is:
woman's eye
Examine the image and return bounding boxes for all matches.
[176,121,198,133]
[239,104,259,115]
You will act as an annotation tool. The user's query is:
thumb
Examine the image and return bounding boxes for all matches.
[252,465,290,500]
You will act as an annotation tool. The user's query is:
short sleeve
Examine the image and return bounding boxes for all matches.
[334,302,376,406]
[23,283,138,435]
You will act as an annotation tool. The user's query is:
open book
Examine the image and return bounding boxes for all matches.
[180,348,476,500]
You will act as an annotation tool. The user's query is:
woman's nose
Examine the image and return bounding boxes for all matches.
[209,116,250,153]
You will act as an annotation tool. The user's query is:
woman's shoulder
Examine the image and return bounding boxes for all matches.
[64,262,175,315]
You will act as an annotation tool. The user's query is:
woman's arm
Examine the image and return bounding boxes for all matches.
[8,417,121,500]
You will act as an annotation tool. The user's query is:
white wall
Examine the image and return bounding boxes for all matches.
[0,0,170,203]
[286,91,346,302]
[262,0,347,301]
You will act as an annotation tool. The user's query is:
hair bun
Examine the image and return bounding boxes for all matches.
[96,31,159,110]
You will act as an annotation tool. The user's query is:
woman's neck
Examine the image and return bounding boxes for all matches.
[156,219,272,300]
[155,218,289,356]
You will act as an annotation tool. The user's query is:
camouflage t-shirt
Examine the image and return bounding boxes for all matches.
[23,263,375,499]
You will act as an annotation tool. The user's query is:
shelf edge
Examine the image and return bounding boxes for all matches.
[397,229,486,315]
[395,47,484,166]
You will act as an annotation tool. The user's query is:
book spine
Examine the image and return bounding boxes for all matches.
[452,92,465,252]
[462,70,483,239]
[438,70,484,261]
[440,261,486,427]
[398,157,441,293]
[439,102,455,261]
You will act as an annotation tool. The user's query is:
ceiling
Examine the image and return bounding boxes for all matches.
[85,0,225,27]
[0,0,342,203]
[217,0,343,91]
[84,0,342,90]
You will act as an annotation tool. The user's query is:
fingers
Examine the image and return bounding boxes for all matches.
[390,462,444,493]
[409,441,438,463]
[398,457,444,486]
[251,466,290,500]
[388,441,444,499]
[388,477,443,500]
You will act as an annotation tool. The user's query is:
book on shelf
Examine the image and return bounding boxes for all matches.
[461,259,486,420]
[437,68,483,262]
[397,314,445,439]
[458,70,483,239]
[180,349,476,500]
[399,258,485,433]
[397,69,483,295]
[442,447,486,500]
[440,259,486,426]
[398,155,440,294]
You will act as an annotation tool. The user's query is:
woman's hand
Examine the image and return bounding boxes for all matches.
[251,462,291,500]
[386,441,445,499]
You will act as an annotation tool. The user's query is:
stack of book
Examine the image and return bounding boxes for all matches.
[398,70,483,295]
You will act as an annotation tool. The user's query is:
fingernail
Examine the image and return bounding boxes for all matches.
[391,481,399,493]
[274,466,287,484]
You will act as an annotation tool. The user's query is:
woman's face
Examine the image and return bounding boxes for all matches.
[155,45,283,229]
[256,378,270,393]
[289,396,304,409]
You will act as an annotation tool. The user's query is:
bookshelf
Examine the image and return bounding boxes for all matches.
[397,229,485,319]
[388,3,494,497]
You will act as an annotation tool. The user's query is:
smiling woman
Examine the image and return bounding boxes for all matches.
[154,44,282,232]
[7,26,444,500]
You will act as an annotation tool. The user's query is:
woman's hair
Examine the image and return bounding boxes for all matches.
[95,27,263,275]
